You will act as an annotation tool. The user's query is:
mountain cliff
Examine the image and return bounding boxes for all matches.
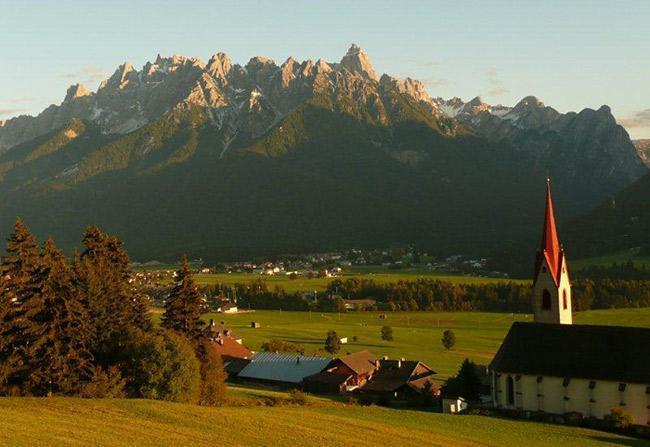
[0,45,645,262]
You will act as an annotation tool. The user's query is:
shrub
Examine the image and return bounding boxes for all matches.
[261,339,305,354]
[357,395,374,406]
[381,326,393,341]
[158,331,201,403]
[119,329,200,403]
[604,406,634,429]
[196,339,228,406]
[288,389,309,405]
[81,366,126,398]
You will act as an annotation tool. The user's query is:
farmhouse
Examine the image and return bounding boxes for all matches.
[303,350,379,393]
[490,181,650,425]
[361,359,438,399]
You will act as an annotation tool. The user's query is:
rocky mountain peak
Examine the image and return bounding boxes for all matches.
[513,95,544,110]
[380,75,430,103]
[314,58,332,74]
[339,43,378,81]
[64,83,91,103]
[100,62,138,90]
[206,52,233,81]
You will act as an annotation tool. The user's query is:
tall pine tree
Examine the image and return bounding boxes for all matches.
[76,226,151,365]
[20,239,93,395]
[162,257,206,339]
[0,219,42,393]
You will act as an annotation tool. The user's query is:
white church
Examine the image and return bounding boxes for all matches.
[490,181,650,425]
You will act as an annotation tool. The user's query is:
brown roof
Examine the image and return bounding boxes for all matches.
[407,376,441,393]
[303,372,352,386]
[362,360,436,393]
[336,350,378,375]
[210,337,252,359]
[490,322,650,384]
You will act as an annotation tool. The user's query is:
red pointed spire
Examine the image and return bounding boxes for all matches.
[535,179,564,285]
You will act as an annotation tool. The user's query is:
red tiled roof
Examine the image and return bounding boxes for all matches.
[210,337,252,359]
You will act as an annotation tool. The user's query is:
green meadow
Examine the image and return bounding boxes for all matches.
[572,247,650,269]
[192,267,527,293]
[1,394,647,447]
[196,308,650,379]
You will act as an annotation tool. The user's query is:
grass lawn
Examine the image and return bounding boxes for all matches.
[192,269,527,293]
[195,308,650,379]
[573,247,650,269]
[0,396,647,447]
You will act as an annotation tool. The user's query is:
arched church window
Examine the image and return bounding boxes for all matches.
[506,376,515,406]
[563,290,568,310]
[542,289,551,310]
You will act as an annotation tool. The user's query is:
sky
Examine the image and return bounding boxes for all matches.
[1,0,649,138]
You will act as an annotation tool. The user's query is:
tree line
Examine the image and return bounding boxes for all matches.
[0,219,226,403]
[201,276,650,313]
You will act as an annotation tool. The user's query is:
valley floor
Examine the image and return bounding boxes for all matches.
[0,393,648,447]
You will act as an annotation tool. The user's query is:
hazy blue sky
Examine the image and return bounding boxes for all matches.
[2,0,649,137]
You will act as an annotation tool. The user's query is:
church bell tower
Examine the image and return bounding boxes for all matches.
[532,180,572,324]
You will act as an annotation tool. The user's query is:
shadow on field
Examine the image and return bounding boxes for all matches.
[587,436,650,446]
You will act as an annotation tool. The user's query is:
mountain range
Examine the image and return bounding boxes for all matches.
[0,45,646,264]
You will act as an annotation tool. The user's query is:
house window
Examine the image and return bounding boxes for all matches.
[506,376,515,406]
[562,290,568,310]
[542,289,552,310]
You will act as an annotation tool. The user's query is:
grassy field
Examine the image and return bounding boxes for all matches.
[192,268,527,293]
[572,247,650,269]
[196,308,650,379]
[1,395,647,447]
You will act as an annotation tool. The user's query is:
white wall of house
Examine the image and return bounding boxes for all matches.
[493,372,649,425]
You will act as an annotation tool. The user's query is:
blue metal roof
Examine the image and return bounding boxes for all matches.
[237,352,331,384]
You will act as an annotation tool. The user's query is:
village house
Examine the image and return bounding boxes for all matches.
[361,359,439,399]
[217,302,238,314]
[303,350,379,394]
[343,299,377,311]
[490,181,650,425]
[203,320,252,361]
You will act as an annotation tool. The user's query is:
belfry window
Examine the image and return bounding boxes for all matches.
[562,290,568,310]
[542,289,552,310]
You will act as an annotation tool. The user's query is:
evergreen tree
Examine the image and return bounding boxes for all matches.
[442,358,482,401]
[381,325,393,341]
[324,330,340,354]
[0,219,42,392]
[76,226,150,364]
[21,239,93,395]
[162,257,206,338]
[442,329,456,350]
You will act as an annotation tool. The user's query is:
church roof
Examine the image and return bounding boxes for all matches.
[534,180,565,286]
[490,322,650,384]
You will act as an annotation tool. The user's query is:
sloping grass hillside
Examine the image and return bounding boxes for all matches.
[0,396,647,447]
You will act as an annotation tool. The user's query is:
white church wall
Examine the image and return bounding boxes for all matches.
[495,373,648,424]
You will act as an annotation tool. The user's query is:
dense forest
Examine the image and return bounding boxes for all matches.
[0,219,226,402]
[202,276,650,314]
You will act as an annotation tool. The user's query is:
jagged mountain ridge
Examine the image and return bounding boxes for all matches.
[634,139,650,166]
[0,45,646,262]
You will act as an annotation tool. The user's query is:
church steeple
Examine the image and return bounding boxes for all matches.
[532,180,572,324]
[535,179,563,286]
